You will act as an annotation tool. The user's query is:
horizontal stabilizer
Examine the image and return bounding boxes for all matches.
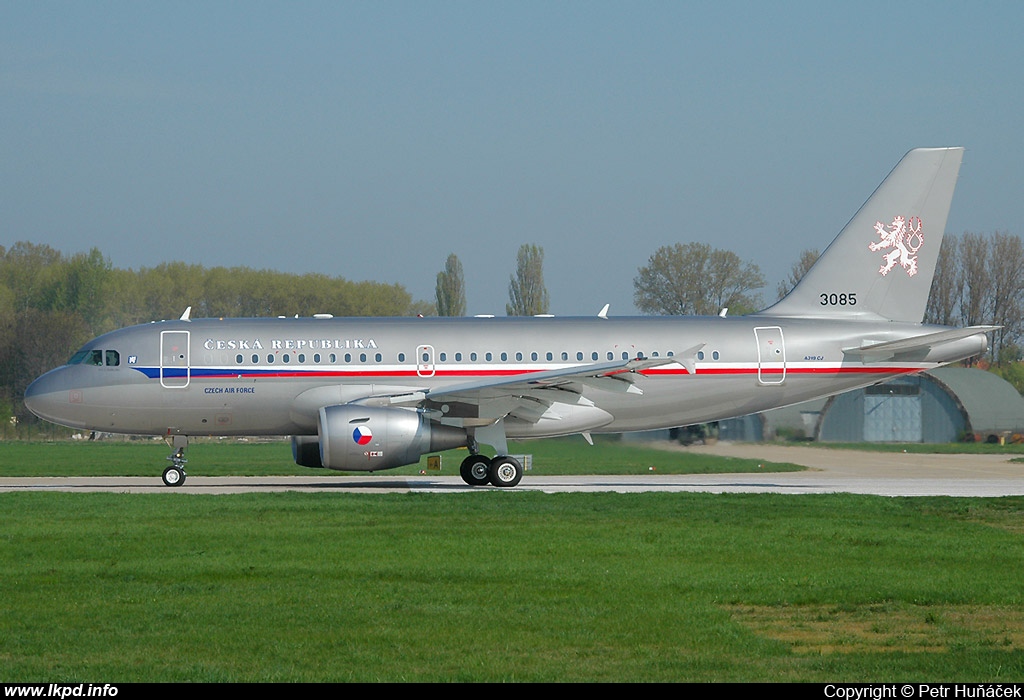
[842,326,998,360]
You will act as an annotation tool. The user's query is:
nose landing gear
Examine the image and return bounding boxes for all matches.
[162,435,188,486]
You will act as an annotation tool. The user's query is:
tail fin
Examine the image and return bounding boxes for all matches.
[760,147,964,323]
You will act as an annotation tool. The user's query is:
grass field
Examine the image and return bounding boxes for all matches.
[3,440,1024,682]
[0,436,805,478]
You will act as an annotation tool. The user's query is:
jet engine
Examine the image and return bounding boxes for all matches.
[292,404,467,472]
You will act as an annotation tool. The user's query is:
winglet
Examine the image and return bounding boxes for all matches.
[675,343,707,375]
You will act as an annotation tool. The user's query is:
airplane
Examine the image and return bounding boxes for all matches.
[24,147,995,488]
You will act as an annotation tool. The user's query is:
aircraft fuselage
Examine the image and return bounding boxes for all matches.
[25,314,987,439]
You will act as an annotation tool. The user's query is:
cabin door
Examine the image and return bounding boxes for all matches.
[754,326,786,385]
[160,330,191,388]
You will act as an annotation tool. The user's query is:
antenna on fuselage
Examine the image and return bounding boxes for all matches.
[179,306,192,321]
[598,304,610,320]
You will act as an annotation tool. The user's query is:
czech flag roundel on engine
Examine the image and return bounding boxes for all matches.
[352,425,373,446]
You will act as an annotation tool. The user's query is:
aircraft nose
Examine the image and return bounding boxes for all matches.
[24,368,86,428]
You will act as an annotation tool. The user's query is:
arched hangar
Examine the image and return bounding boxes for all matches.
[816,367,1024,444]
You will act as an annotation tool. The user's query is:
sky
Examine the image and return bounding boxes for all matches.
[3,1,1023,317]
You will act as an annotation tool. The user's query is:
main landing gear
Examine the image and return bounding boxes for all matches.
[162,436,188,487]
[459,453,523,488]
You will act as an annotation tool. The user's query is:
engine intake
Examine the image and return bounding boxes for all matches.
[299,404,466,471]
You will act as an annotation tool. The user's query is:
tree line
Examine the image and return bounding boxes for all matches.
[6,230,1023,426]
[0,242,429,423]
[925,232,1024,364]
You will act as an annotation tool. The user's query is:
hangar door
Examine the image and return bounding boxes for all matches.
[863,384,922,442]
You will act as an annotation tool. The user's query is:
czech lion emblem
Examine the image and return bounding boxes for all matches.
[869,215,923,276]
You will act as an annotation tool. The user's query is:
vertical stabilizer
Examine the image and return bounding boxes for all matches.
[760,147,964,323]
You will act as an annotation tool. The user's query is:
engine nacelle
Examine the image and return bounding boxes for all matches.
[312,404,467,471]
[291,435,324,468]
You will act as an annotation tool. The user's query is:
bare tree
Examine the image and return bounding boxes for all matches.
[925,234,962,327]
[987,231,1024,362]
[506,244,549,316]
[435,253,466,317]
[634,242,765,315]
[924,231,1024,364]
[776,249,820,301]
[958,232,990,328]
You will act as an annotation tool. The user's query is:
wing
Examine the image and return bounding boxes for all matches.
[361,344,706,438]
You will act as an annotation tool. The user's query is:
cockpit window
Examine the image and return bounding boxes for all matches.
[67,349,119,367]
[67,350,89,365]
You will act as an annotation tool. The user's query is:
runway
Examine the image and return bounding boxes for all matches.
[2,443,1024,496]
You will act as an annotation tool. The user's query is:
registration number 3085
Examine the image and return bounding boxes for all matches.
[820,293,857,306]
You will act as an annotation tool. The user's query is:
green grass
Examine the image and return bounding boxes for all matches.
[4,440,1024,682]
[0,436,803,478]
[2,491,1024,681]
[804,441,1024,455]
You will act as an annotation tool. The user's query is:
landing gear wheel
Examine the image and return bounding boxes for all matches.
[162,465,186,487]
[488,455,523,488]
[460,454,492,486]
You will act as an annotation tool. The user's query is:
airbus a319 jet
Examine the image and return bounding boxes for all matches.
[25,147,994,487]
